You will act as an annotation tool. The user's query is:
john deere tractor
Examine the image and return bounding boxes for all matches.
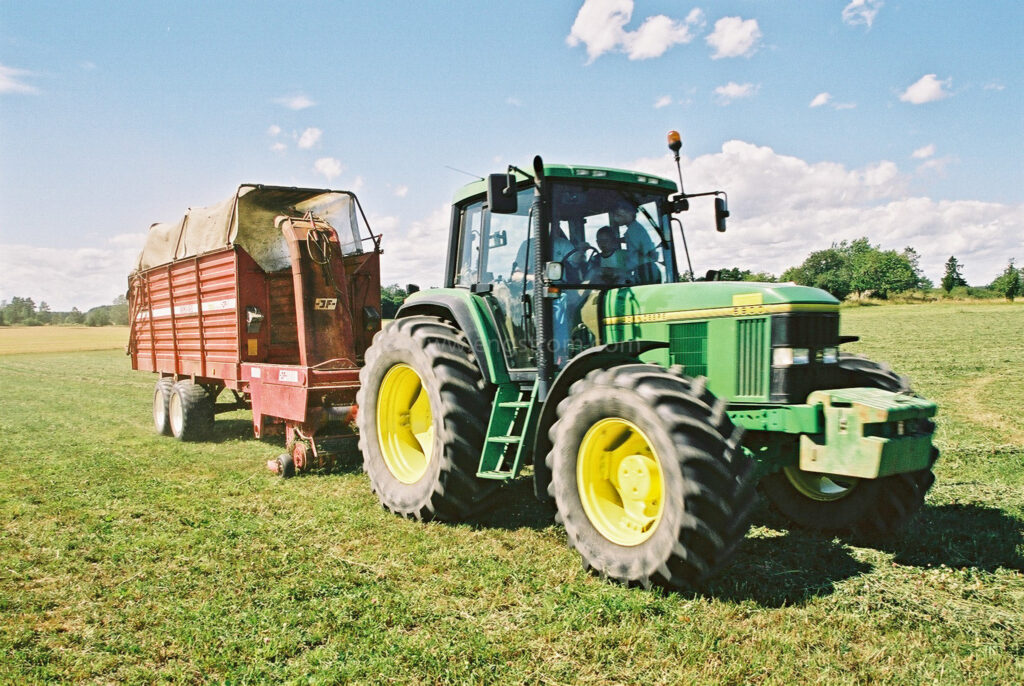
[356,132,938,590]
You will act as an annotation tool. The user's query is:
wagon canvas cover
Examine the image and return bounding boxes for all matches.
[134,184,363,273]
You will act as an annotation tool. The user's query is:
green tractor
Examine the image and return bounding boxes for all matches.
[356,132,938,590]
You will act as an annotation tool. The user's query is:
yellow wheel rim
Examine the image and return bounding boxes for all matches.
[783,466,859,502]
[376,363,434,484]
[577,418,664,546]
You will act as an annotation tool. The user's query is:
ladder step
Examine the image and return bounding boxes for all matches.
[477,470,515,480]
[498,401,532,409]
[486,435,522,444]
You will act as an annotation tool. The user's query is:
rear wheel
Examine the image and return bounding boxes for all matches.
[153,377,174,436]
[168,381,214,442]
[547,365,755,590]
[760,354,938,538]
[356,316,494,521]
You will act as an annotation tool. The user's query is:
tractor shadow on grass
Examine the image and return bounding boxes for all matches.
[862,502,1024,572]
[470,481,874,606]
[700,501,873,607]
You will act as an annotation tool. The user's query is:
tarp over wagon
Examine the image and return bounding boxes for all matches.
[135,185,365,273]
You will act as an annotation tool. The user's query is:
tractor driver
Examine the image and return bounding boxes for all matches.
[593,225,631,285]
[610,201,660,283]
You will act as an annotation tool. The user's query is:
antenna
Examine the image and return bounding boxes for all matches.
[444,165,484,181]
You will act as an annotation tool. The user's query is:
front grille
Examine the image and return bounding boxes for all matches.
[736,318,767,398]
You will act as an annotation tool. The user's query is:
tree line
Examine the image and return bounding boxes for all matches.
[714,238,1021,302]
[2,244,1020,328]
[0,295,129,327]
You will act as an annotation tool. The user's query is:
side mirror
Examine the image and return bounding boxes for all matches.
[487,174,518,214]
[406,283,420,295]
[715,196,729,233]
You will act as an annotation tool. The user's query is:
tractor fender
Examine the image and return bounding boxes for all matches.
[532,340,668,503]
[396,291,511,386]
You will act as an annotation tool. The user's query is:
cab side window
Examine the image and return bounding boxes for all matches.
[455,201,484,286]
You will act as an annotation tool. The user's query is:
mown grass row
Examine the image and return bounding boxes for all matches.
[0,304,1021,683]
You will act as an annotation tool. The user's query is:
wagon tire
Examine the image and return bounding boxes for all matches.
[153,377,174,436]
[760,354,938,538]
[356,316,495,521]
[547,365,755,590]
[168,381,214,442]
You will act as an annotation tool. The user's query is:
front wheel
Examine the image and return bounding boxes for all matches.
[760,354,937,538]
[356,316,494,521]
[547,365,755,590]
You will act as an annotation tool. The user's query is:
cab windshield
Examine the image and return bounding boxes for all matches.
[550,182,676,287]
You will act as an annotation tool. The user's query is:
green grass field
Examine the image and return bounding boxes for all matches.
[1,304,1021,683]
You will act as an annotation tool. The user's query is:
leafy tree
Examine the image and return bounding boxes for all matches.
[109,294,129,325]
[990,259,1022,301]
[715,267,777,282]
[380,284,409,319]
[781,244,854,300]
[941,256,968,292]
[37,301,52,325]
[84,307,111,327]
[785,238,927,300]
[1,297,36,324]
[66,307,84,325]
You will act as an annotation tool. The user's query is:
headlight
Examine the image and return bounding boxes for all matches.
[822,346,839,364]
[773,347,810,366]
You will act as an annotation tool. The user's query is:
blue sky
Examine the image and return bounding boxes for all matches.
[1,0,1021,310]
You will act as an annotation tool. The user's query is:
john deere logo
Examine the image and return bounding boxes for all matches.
[314,298,338,310]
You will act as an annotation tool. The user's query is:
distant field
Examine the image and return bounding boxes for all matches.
[0,326,128,355]
[0,304,1021,683]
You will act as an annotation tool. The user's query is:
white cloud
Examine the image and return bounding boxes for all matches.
[706,16,762,59]
[623,141,1022,285]
[0,63,39,94]
[274,94,315,110]
[313,157,343,180]
[348,176,365,193]
[983,81,1006,91]
[506,96,523,107]
[654,94,673,109]
[900,74,952,104]
[377,206,452,289]
[0,234,145,310]
[394,185,409,198]
[270,142,287,153]
[810,92,832,108]
[566,0,703,63]
[842,0,883,28]
[714,82,758,105]
[911,144,936,159]
[297,127,322,149]
[267,125,281,136]
[811,92,857,110]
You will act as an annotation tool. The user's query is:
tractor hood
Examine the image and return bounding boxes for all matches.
[601,282,840,326]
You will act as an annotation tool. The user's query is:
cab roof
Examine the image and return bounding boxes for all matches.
[451,164,677,205]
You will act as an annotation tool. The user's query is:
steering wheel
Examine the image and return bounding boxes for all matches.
[561,244,600,282]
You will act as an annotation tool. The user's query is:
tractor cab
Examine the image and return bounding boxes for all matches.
[445,162,707,373]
